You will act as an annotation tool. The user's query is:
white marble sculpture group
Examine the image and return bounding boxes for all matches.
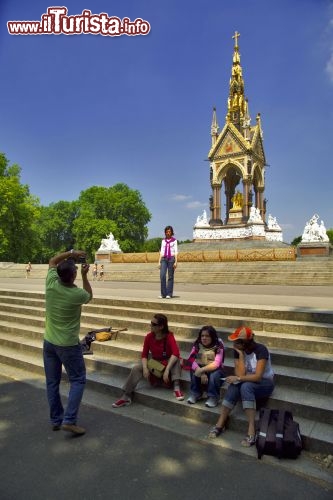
[193,208,329,244]
[301,214,329,243]
[193,207,283,241]
[98,232,122,252]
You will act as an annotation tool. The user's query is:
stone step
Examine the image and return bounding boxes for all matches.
[98,273,333,286]
[0,329,332,424]
[0,289,332,454]
[3,261,333,271]
[2,304,332,354]
[3,290,333,333]
[2,290,333,352]
[0,325,333,396]
[3,291,333,325]
[0,344,332,455]
[2,319,333,375]
[3,299,333,339]
[1,259,333,285]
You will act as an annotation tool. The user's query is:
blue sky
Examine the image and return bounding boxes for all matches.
[1,0,332,243]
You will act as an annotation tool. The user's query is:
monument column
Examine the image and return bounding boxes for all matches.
[242,178,251,220]
[225,185,232,224]
[257,187,264,221]
[210,184,222,225]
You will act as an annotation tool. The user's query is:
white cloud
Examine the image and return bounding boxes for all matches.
[171,194,192,201]
[325,52,333,83]
[186,201,207,209]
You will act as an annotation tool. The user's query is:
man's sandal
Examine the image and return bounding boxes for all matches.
[241,435,256,447]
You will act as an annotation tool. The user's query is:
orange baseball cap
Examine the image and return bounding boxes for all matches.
[228,326,254,341]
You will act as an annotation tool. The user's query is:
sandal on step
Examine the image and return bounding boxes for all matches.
[208,426,224,439]
[241,435,256,447]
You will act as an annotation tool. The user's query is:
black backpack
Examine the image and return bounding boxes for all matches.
[256,408,302,459]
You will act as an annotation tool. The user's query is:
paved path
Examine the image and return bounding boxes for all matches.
[0,277,332,310]
[0,374,332,500]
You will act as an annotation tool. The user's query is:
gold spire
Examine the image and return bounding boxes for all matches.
[226,31,248,132]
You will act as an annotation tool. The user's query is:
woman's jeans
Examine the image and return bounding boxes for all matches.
[190,368,224,399]
[160,257,175,297]
[222,378,274,410]
[43,340,86,426]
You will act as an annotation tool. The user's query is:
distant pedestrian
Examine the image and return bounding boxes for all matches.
[158,226,178,298]
[98,264,104,281]
[92,263,98,281]
[25,262,32,279]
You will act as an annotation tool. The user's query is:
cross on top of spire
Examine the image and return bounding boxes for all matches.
[232,31,240,48]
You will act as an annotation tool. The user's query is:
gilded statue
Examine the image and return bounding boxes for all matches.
[231,191,243,210]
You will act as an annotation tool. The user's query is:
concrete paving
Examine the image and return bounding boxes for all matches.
[0,277,332,310]
[0,373,332,500]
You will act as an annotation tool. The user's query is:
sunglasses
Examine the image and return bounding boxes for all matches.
[151,321,159,327]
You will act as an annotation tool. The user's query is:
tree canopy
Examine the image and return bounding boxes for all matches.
[32,183,151,261]
[73,183,151,257]
[0,152,152,263]
[0,153,40,262]
[33,200,78,262]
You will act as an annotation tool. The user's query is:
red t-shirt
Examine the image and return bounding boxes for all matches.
[141,332,180,360]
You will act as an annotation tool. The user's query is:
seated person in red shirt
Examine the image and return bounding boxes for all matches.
[112,313,184,407]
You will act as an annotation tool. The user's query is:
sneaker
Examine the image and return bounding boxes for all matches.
[205,397,218,408]
[112,397,131,408]
[241,435,256,447]
[174,390,184,401]
[187,394,200,404]
[158,295,165,299]
[166,295,172,299]
[208,426,224,439]
[62,424,86,435]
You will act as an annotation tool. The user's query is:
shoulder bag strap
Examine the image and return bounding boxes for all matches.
[257,408,271,459]
[276,410,286,459]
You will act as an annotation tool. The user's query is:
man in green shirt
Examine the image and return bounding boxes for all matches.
[43,250,92,435]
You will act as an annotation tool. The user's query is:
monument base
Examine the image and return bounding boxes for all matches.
[193,223,283,242]
[95,251,122,262]
[297,242,331,258]
[227,209,243,225]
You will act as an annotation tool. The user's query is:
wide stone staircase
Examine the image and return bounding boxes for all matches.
[1,259,333,285]
[0,288,332,455]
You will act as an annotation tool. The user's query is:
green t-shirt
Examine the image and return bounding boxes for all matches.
[44,268,91,346]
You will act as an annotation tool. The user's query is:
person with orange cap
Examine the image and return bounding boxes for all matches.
[208,325,275,447]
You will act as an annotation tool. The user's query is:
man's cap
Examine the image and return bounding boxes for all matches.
[228,326,254,341]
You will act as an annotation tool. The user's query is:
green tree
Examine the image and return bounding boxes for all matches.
[290,236,302,246]
[142,238,162,252]
[326,229,333,244]
[0,153,40,262]
[73,183,151,258]
[33,200,79,262]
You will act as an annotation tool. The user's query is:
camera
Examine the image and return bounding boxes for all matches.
[67,255,87,265]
